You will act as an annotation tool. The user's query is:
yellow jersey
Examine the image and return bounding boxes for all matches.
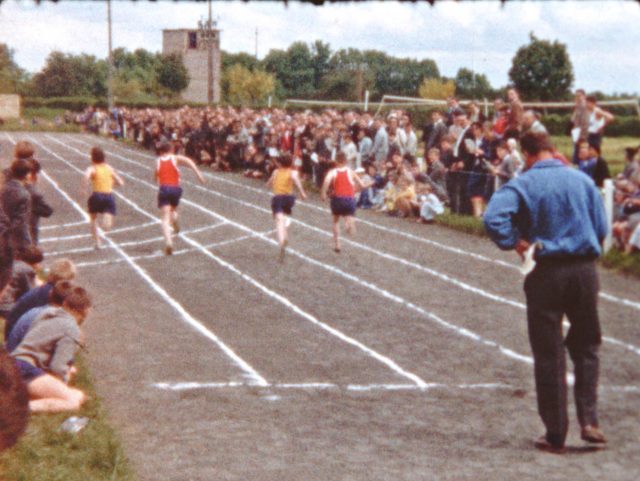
[272,168,294,195]
[91,164,114,194]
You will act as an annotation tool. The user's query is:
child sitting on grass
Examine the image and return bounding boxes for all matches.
[11,285,92,413]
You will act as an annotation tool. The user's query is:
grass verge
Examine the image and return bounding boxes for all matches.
[0,108,81,133]
[0,324,136,481]
[432,210,640,279]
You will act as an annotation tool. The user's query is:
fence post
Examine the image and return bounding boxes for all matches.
[603,178,614,253]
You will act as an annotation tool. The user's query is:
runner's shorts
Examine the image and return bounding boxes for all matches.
[271,195,296,215]
[158,185,183,208]
[330,196,356,216]
[88,192,116,215]
[15,359,45,383]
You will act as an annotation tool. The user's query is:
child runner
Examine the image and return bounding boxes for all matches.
[266,153,307,261]
[321,151,369,252]
[84,147,124,249]
[155,140,205,255]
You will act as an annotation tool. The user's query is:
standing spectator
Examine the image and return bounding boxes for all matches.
[1,154,34,292]
[586,96,615,150]
[571,89,590,164]
[25,159,53,245]
[505,88,524,140]
[340,130,358,170]
[522,110,548,135]
[425,110,448,153]
[370,117,389,169]
[450,111,474,214]
[403,119,419,166]
[356,128,372,169]
[577,141,611,188]
[484,132,608,454]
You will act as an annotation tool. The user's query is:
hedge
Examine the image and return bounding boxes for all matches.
[22,96,207,111]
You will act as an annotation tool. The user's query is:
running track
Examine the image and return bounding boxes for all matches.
[3,132,639,481]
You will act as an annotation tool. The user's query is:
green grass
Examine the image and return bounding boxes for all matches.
[0,108,81,133]
[0,322,136,481]
[551,135,640,176]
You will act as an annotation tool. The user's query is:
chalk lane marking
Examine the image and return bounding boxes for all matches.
[49,135,537,367]
[80,134,640,312]
[152,381,514,393]
[40,220,159,243]
[73,228,277,269]
[63,135,640,359]
[39,136,436,388]
[25,135,269,387]
[41,220,88,231]
[45,221,227,257]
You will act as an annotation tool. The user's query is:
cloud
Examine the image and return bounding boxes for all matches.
[0,0,638,94]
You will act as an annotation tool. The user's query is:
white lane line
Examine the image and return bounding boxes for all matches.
[55,136,640,360]
[40,220,159,243]
[152,381,515,392]
[41,220,88,231]
[73,229,276,268]
[41,136,431,388]
[52,138,535,367]
[45,222,227,257]
[26,135,270,387]
[79,134,640,312]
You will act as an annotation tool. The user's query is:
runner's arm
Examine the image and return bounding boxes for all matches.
[291,170,307,200]
[175,155,205,184]
[109,165,125,187]
[320,170,334,202]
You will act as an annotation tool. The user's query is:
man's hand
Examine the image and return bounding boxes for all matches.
[515,239,531,261]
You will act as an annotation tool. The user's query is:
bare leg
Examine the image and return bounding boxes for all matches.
[332,215,341,252]
[171,208,180,233]
[89,213,101,248]
[27,375,87,413]
[345,216,356,237]
[102,213,113,231]
[161,205,173,254]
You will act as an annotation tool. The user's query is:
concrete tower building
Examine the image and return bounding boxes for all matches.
[162,24,221,104]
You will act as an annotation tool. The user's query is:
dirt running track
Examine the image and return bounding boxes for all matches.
[2,132,639,481]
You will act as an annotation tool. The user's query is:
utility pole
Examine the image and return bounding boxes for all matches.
[107,0,114,110]
[255,28,258,59]
[199,0,215,105]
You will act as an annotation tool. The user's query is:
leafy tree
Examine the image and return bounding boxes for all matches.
[156,53,189,96]
[224,64,274,106]
[508,33,574,101]
[221,51,259,72]
[454,68,494,100]
[418,78,456,100]
[32,51,107,97]
[310,40,332,90]
[263,42,316,99]
[0,44,27,94]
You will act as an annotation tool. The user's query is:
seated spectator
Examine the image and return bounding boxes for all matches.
[414,183,445,224]
[3,258,76,340]
[6,280,75,353]
[576,140,610,187]
[11,286,92,412]
[356,164,385,209]
[0,245,44,319]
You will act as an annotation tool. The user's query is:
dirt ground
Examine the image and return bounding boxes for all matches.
[2,132,639,481]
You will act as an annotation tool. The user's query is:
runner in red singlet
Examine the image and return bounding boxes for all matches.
[154,141,205,255]
[320,152,370,252]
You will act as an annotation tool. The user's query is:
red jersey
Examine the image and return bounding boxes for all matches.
[332,168,355,198]
[156,155,180,186]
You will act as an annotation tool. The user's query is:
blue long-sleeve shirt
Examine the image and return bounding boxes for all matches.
[3,283,53,339]
[484,159,608,259]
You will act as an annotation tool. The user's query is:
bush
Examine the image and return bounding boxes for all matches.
[22,96,207,112]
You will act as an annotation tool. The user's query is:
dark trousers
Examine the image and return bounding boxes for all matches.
[524,258,602,446]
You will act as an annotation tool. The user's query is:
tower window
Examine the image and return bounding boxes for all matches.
[188,32,198,49]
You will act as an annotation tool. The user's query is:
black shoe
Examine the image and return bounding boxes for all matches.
[534,436,566,454]
[164,245,173,256]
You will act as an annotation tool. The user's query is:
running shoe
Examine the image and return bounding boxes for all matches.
[164,245,173,256]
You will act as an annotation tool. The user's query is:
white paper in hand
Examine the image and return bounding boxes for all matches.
[520,243,538,276]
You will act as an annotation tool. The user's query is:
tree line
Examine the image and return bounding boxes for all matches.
[1,34,637,107]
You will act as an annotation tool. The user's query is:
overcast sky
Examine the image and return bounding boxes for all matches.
[1,0,639,95]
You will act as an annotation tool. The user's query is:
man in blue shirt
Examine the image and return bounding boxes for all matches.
[484,132,608,454]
